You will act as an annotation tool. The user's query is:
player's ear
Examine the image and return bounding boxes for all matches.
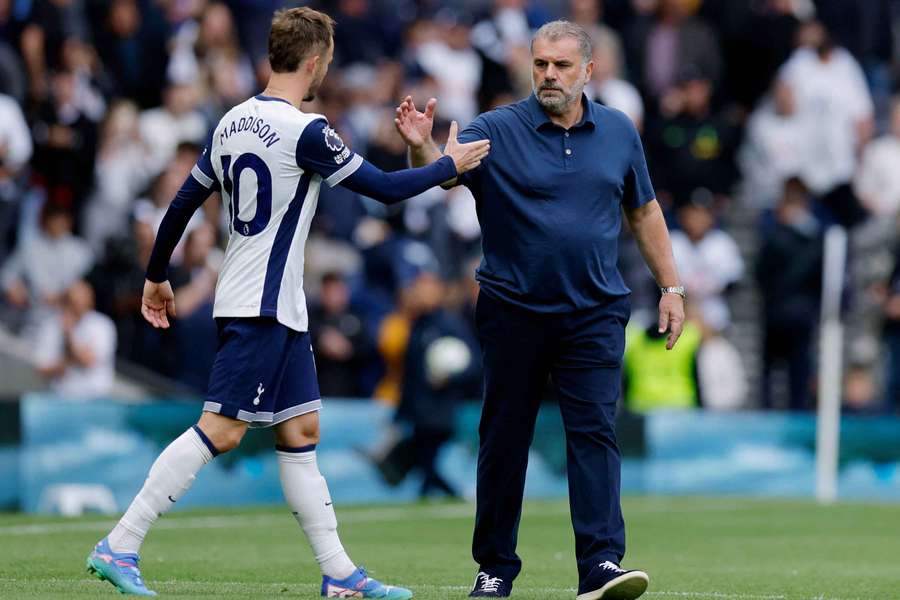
[306,53,320,75]
[585,59,594,81]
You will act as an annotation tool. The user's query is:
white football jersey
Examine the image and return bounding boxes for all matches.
[193,94,362,331]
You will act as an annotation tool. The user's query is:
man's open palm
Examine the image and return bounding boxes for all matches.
[394,96,436,147]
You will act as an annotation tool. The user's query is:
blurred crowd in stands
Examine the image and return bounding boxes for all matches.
[2,0,900,415]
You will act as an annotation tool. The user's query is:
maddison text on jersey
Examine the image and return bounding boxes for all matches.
[218,115,281,148]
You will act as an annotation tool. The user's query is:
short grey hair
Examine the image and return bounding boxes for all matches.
[531,20,593,65]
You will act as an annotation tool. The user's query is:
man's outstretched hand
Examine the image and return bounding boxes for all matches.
[141,279,176,329]
[394,95,436,148]
[443,120,490,175]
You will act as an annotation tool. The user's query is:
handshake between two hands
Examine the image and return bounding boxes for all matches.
[392,95,490,177]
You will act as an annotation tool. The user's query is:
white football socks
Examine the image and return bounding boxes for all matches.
[277,446,356,580]
[107,426,216,554]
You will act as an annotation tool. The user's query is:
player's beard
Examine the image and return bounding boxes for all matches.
[534,72,587,116]
[304,80,320,102]
[304,68,326,102]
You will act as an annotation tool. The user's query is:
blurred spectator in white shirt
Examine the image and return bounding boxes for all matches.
[738,81,808,210]
[138,82,207,177]
[585,25,644,131]
[854,97,900,219]
[58,37,106,123]
[0,93,32,262]
[0,94,34,177]
[167,2,255,118]
[696,330,749,410]
[32,279,116,398]
[1,203,92,319]
[470,0,534,104]
[340,62,404,153]
[778,21,873,226]
[670,196,744,332]
[133,144,204,269]
[84,100,152,252]
[415,13,481,125]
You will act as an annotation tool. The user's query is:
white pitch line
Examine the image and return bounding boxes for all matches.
[0,499,782,537]
[0,503,480,536]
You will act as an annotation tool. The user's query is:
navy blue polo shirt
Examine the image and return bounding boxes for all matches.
[457,93,655,313]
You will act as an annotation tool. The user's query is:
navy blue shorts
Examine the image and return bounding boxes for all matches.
[203,317,321,428]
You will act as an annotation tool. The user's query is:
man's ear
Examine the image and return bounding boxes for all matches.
[306,53,320,75]
[585,59,594,81]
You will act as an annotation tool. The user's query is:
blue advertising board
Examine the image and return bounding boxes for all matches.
[11,395,900,513]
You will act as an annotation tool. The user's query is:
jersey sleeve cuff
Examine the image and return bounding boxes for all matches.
[191,165,215,189]
[324,153,363,187]
[145,265,168,283]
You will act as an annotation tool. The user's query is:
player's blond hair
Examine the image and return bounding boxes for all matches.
[268,7,335,73]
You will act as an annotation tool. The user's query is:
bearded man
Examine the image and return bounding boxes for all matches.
[394,19,685,600]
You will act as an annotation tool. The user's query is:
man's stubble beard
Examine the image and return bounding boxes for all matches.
[304,70,326,102]
[534,74,587,116]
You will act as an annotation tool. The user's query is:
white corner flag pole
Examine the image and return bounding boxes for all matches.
[815,225,847,505]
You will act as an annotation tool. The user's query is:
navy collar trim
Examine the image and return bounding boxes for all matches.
[255,94,293,106]
[526,93,596,131]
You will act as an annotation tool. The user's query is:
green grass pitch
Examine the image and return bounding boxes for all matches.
[1,497,898,599]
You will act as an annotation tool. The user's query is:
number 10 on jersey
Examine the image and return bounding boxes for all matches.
[221,153,273,237]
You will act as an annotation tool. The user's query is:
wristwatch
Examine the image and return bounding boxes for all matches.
[660,286,686,299]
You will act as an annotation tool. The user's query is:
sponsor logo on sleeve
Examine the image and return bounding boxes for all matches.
[323,125,352,164]
[323,125,344,152]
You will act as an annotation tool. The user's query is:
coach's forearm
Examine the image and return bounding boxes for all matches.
[407,138,443,168]
[625,200,680,287]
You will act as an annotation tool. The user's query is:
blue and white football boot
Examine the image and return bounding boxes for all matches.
[321,566,413,598]
[86,537,157,596]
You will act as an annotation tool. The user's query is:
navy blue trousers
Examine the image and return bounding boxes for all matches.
[472,291,629,585]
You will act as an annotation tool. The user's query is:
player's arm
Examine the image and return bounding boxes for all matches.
[142,151,218,329]
[296,118,488,204]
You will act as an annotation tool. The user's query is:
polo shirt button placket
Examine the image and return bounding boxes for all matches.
[563,131,572,170]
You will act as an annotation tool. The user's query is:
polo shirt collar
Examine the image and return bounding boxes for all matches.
[527,92,596,131]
